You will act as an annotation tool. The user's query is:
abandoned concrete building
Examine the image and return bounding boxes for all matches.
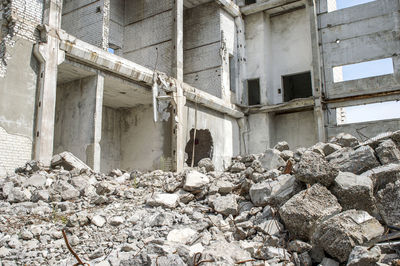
[0,0,399,174]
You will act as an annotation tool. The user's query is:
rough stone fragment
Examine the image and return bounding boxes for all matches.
[198,158,215,172]
[96,181,116,195]
[200,240,252,264]
[259,149,286,170]
[22,174,46,188]
[249,174,296,206]
[7,187,32,203]
[167,228,197,244]
[109,216,124,226]
[215,180,234,194]
[279,183,342,240]
[327,146,380,175]
[31,190,50,202]
[361,163,400,191]
[319,257,339,266]
[255,246,291,260]
[294,151,338,186]
[230,162,246,172]
[312,210,384,262]
[212,194,238,216]
[183,170,209,192]
[146,193,180,209]
[154,254,185,266]
[331,171,375,213]
[60,185,80,201]
[330,133,359,148]
[51,151,91,171]
[288,240,312,253]
[375,139,400,165]
[274,141,289,151]
[91,215,106,227]
[323,143,342,156]
[2,182,14,198]
[71,175,90,193]
[280,150,294,161]
[376,180,400,227]
[347,246,381,266]
[176,189,195,204]
[255,219,283,235]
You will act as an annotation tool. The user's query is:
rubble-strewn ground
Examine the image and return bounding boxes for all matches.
[1,131,400,266]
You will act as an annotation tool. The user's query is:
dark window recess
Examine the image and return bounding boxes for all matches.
[245,0,256,5]
[185,129,213,167]
[282,72,312,102]
[229,55,236,92]
[248,79,261,106]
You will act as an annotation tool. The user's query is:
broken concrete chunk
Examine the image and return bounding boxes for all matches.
[347,245,381,266]
[249,174,296,206]
[330,133,359,148]
[167,228,197,244]
[31,190,50,202]
[259,149,286,170]
[215,180,234,194]
[254,219,283,236]
[361,163,400,192]
[51,151,91,171]
[375,139,400,165]
[319,258,339,266]
[22,174,46,188]
[197,158,215,172]
[7,188,32,203]
[91,215,106,227]
[230,162,246,172]
[279,183,342,240]
[327,146,380,175]
[212,194,238,216]
[331,171,375,214]
[294,151,338,186]
[312,210,384,262]
[376,180,400,227]
[274,141,290,152]
[288,240,312,253]
[146,193,180,209]
[183,170,209,192]
[323,143,342,157]
[200,240,252,265]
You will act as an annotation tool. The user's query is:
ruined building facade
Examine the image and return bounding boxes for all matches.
[0,0,399,174]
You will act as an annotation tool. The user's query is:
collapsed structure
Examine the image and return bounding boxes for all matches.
[0,0,400,174]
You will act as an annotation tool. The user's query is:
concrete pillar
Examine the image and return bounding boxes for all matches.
[307,0,326,142]
[172,0,185,172]
[33,0,63,166]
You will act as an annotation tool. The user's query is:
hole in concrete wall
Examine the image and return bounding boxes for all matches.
[185,129,213,167]
[328,0,376,12]
[333,58,394,83]
[337,100,400,125]
[245,0,256,5]
[247,79,260,105]
[282,72,312,102]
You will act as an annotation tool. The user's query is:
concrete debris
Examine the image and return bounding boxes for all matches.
[51,151,91,171]
[330,133,360,148]
[0,130,398,265]
[274,141,290,151]
[375,139,400,165]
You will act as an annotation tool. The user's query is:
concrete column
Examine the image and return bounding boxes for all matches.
[172,0,185,172]
[234,16,247,105]
[33,0,63,166]
[307,0,326,142]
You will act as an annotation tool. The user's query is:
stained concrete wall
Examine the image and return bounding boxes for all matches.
[245,8,312,105]
[62,0,105,48]
[54,77,98,165]
[109,0,124,50]
[100,106,121,173]
[120,105,172,171]
[185,103,240,171]
[123,0,174,75]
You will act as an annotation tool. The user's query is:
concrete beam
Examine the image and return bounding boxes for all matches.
[183,83,244,118]
[215,0,241,17]
[250,97,315,114]
[241,0,302,16]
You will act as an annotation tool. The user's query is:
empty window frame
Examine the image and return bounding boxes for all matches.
[336,101,400,125]
[333,58,394,83]
[245,0,256,5]
[229,54,236,93]
[328,0,376,12]
[282,72,312,102]
[248,79,260,106]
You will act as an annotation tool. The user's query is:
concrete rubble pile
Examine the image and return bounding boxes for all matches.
[1,131,400,266]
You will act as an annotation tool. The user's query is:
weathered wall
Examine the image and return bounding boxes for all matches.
[109,0,124,50]
[100,106,121,173]
[54,77,98,165]
[185,102,240,171]
[0,0,43,173]
[62,0,106,48]
[247,113,273,154]
[183,2,222,98]
[123,0,174,75]
[120,105,172,171]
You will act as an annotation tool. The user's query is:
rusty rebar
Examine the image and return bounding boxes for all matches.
[62,230,89,266]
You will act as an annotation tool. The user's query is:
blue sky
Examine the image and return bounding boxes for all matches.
[336,0,376,9]
[344,101,400,124]
[342,58,394,82]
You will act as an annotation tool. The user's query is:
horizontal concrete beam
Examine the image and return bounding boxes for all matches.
[215,0,241,17]
[56,29,243,119]
[249,97,315,114]
[241,0,302,16]
[183,83,244,118]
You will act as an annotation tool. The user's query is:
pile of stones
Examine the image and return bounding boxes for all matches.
[0,131,400,266]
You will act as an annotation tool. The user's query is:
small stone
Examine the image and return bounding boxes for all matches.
[22,174,46,188]
[212,194,238,216]
[376,180,400,227]
[375,139,400,165]
[198,158,215,172]
[274,141,290,151]
[330,133,359,148]
[91,215,106,227]
[183,170,210,192]
[7,188,32,203]
[167,228,197,244]
[109,216,124,226]
[31,190,50,202]
[89,248,104,260]
[0,246,10,258]
[319,257,339,266]
[215,180,234,194]
[288,240,312,253]
[146,193,180,209]
[230,162,246,173]
[2,182,14,197]
[347,246,381,266]
[259,149,286,170]
[255,219,283,235]
[20,229,33,240]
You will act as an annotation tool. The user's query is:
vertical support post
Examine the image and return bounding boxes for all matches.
[307,0,326,142]
[34,0,63,166]
[172,0,185,172]
[92,73,104,172]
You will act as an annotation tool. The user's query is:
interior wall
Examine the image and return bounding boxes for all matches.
[62,0,105,48]
[185,103,240,171]
[54,77,97,165]
[100,106,121,173]
[120,104,172,171]
[109,0,124,50]
[183,2,222,98]
[123,0,174,75]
